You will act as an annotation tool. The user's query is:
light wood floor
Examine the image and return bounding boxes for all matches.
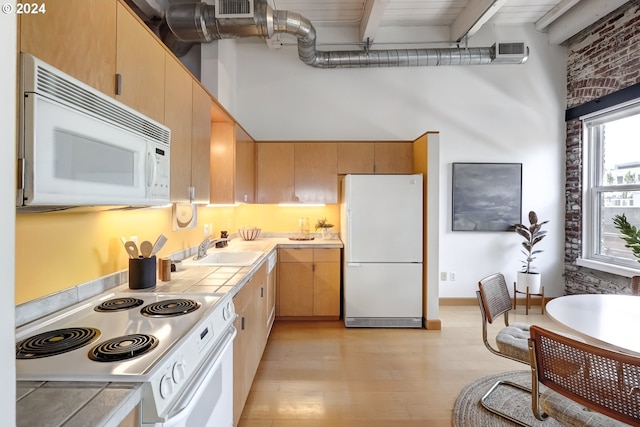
[238,304,567,427]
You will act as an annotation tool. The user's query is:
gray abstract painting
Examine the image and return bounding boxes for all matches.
[452,163,522,231]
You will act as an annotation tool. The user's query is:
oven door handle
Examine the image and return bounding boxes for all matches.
[166,326,236,418]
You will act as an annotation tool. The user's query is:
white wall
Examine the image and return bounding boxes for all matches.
[232,23,567,299]
[1,2,17,422]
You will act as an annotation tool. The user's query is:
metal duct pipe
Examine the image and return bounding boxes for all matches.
[163,0,524,67]
[270,9,493,68]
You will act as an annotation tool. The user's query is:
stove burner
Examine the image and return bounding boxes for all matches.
[140,299,201,317]
[88,334,158,362]
[94,297,144,312]
[16,327,100,359]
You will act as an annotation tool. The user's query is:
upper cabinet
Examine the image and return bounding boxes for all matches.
[337,142,374,174]
[374,142,413,174]
[210,123,255,204]
[190,82,213,204]
[294,143,337,203]
[337,142,413,174]
[20,1,165,123]
[19,0,117,95]
[164,58,212,204]
[256,143,295,204]
[234,125,256,204]
[256,142,337,204]
[115,2,165,123]
[165,55,193,202]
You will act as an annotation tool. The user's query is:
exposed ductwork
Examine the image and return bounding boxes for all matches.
[162,0,529,68]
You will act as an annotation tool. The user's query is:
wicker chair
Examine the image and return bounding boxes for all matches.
[529,325,640,426]
[477,272,532,426]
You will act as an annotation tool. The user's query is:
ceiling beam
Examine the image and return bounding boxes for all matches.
[359,0,389,43]
[450,0,508,42]
[546,0,629,44]
[535,0,582,31]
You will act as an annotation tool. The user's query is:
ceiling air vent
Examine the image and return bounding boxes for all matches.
[491,42,529,64]
[215,0,254,18]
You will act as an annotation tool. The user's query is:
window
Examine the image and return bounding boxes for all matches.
[581,102,640,274]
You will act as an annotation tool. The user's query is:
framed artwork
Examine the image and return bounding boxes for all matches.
[452,162,522,231]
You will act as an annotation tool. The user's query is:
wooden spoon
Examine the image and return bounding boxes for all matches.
[124,241,139,258]
[140,240,153,258]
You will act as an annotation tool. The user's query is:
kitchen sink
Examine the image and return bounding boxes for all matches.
[190,251,263,266]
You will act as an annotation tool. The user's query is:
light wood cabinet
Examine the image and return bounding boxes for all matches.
[295,143,338,203]
[210,123,255,204]
[235,125,256,204]
[165,62,212,203]
[20,1,167,122]
[233,262,268,426]
[337,142,413,174]
[257,142,337,203]
[190,82,212,203]
[164,55,193,202]
[19,0,117,96]
[277,248,341,318]
[337,142,375,174]
[115,2,165,123]
[256,143,295,203]
[373,142,414,173]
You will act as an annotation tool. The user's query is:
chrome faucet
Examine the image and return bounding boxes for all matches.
[193,236,230,261]
[194,237,212,261]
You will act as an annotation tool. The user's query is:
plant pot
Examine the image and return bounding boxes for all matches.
[321,227,333,239]
[516,271,542,294]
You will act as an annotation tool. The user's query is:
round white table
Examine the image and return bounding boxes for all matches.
[545,294,640,355]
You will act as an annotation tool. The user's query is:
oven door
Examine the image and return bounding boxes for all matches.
[144,326,236,427]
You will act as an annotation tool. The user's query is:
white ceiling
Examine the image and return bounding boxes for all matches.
[266,0,630,45]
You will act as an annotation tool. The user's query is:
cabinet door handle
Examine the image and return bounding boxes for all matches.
[241,317,245,330]
[261,287,264,298]
[312,264,315,272]
[115,73,122,95]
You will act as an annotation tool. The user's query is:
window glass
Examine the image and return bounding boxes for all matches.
[585,108,640,269]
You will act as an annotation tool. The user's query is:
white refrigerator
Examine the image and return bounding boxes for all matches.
[340,174,423,328]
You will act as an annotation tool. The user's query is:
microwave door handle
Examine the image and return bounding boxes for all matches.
[147,150,157,187]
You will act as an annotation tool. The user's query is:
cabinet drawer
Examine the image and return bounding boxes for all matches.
[313,248,340,262]
[279,248,313,263]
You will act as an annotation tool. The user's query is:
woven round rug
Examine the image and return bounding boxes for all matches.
[453,370,562,427]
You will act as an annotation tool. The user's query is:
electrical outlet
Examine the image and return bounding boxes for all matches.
[203,223,211,236]
[450,272,456,281]
[440,272,448,281]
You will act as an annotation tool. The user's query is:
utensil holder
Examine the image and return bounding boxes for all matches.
[129,256,156,289]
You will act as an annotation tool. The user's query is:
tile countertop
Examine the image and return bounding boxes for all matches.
[16,236,343,427]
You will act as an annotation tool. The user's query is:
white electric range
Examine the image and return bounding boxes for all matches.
[16,291,236,426]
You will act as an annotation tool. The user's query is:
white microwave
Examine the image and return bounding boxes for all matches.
[17,53,171,211]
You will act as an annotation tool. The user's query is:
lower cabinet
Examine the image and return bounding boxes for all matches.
[277,248,341,319]
[232,261,268,426]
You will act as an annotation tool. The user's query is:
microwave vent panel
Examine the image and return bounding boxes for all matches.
[33,65,170,146]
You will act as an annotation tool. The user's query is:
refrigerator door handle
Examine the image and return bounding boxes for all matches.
[347,263,361,267]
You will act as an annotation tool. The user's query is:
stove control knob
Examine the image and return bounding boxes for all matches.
[172,361,186,384]
[159,375,174,399]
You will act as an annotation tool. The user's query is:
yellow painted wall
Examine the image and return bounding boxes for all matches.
[15,204,338,304]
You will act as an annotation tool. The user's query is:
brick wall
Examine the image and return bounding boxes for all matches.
[565,0,640,294]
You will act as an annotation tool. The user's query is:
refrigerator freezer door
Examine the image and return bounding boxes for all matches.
[344,262,422,323]
[345,174,422,263]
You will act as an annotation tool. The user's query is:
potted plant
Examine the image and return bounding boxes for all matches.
[612,213,640,294]
[514,210,549,293]
[315,217,334,239]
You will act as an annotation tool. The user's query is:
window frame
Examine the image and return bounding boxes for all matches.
[578,100,640,277]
